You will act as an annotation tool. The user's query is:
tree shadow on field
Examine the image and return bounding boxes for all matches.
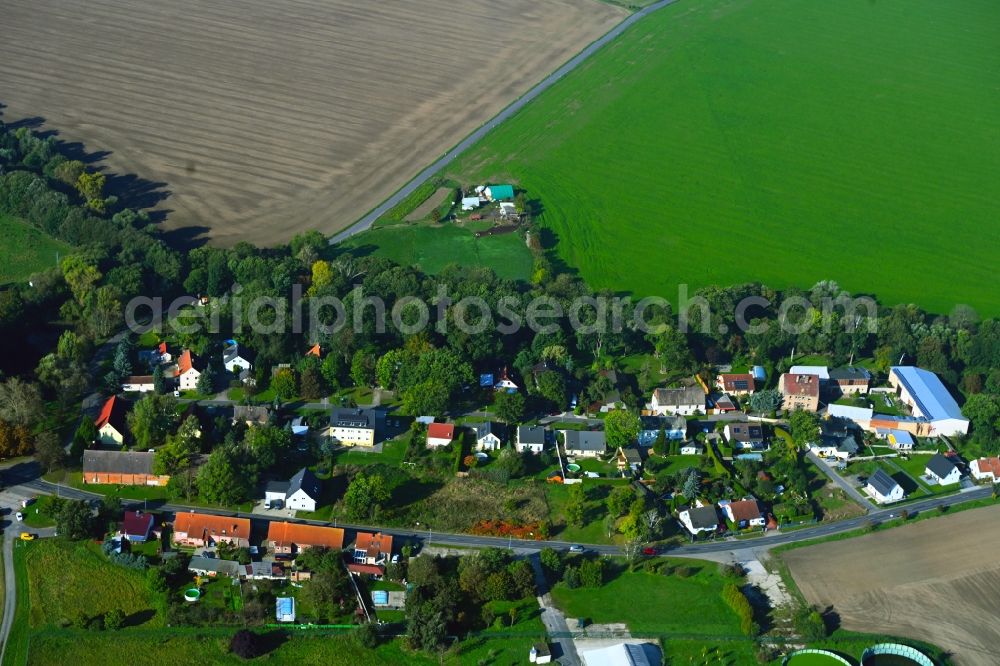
[537,227,579,279]
[124,609,158,628]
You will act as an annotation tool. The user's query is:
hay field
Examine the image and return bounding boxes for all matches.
[447,0,1000,315]
[0,0,625,246]
[784,505,1000,666]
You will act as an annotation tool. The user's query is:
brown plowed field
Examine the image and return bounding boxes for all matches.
[0,0,624,245]
[784,504,1000,665]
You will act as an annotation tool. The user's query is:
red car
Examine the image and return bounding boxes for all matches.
[642,547,658,556]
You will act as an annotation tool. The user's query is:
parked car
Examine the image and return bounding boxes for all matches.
[15,512,23,522]
[642,547,658,556]
[568,545,585,553]
[19,532,35,541]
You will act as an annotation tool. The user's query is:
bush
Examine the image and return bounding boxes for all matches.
[356,622,381,648]
[722,583,757,637]
[230,629,263,659]
[793,605,827,641]
[674,566,696,578]
[103,608,125,631]
[563,565,580,589]
[578,558,606,588]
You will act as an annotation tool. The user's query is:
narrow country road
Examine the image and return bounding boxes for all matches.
[805,450,876,510]
[529,553,580,665]
[327,0,683,245]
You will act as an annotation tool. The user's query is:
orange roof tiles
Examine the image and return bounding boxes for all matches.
[173,512,250,541]
[427,423,455,440]
[178,349,194,374]
[354,531,393,558]
[267,521,344,549]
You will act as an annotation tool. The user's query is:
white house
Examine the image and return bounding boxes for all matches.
[426,423,455,448]
[121,375,155,393]
[809,425,861,460]
[866,468,905,504]
[720,498,765,528]
[679,442,703,456]
[970,457,1000,482]
[516,425,546,454]
[649,385,704,416]
[265,468,321,513]
[678,504,719,536]
[886,429,915,450]
[471,422,505,451]
[561,430,606,458]
[223,341,253,374]
[924,453,961,486]
[176,349,201,391]
[138,342,171,367]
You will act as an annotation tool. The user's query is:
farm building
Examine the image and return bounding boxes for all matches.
[888,366,970,436]
[827,403,873,427]
[485,184,514,201]
[829,366,871,395]
[83,449,168,486]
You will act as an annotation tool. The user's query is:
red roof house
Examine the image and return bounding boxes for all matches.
[121,510,156,542]
[353,532,393,565]
[426,423,456,448]
[95,395,129,445]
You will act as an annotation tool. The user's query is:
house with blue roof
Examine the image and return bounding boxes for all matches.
[888,366,970,436]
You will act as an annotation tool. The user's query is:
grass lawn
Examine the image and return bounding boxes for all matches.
[449,597,545,665]
[333,437,408,467]
[545,479,630,544]
[5,540,31,666]
[0,213,71,286]
[337,222,533,282]
[888,455,961,496]
[446,0,1000,315]
[23,630,435,666]
[23,538,163,628]
[54,470,254,512]
[551,562,743,636]
[21,496,58,528]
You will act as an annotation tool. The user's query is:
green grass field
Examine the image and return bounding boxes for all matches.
[446,0,1000,315]
[550,562,743,636]
[0,213,70,285]
[24,538,162,628]
[338,222,533,282]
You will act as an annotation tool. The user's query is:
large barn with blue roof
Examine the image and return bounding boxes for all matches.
[888,366,969,437]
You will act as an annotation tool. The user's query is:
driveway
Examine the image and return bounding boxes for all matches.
[806,450,875,511]
[529,553,580,665]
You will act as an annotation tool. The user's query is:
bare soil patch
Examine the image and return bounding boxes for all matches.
[405,188,451,222]
[0,0,625,246]
[784,504,1000,665]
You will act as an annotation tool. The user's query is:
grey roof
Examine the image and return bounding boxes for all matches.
[234,405,270,424]
[653,385,704,407]
[829,366,871,381]
[686,505,719,529]
[288,467,320,498]
[819,424,860,454]
[620,446,643,464]
[726,422,764,442]
[517,425,546,445]
[329,407,385,429]
[266,480,290,494]
[868,468,900,497]
[640,415,686,432]
[471,421,506,441]
[188,556,241,577]
[83,450,156,475]
[563,430,607,453]
[891,366,965,422]
[925,453,957,479]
